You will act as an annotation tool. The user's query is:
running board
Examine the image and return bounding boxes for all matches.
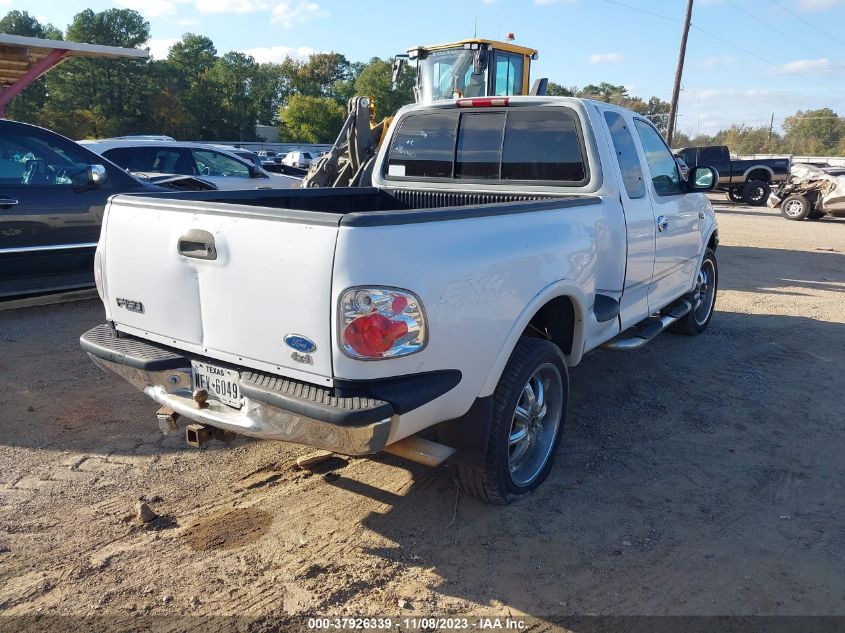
[601,300,692,351]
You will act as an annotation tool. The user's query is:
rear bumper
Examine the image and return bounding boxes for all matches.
[80,324,461,455]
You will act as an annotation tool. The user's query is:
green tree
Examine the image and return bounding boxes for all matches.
[353,57,414,119]
[41,8,154,137]
[0,11,62,123]
[783,108,844,155]
[205,52,261,140]
[278,94,345,143]
[546,82,577,97]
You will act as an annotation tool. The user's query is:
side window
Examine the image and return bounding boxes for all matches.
[386,112,458,178]
[699,146,724,164]
[634,119,683,196]
[456,112,506,179]
[192,149,250,178]
[0,129,92,186]
[603,111,645,199]
[103,147,156,172]
[494,53,524,96]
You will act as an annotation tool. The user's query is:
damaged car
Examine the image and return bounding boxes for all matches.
[768,163,845,221]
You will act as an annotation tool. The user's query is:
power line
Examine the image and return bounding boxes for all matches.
[726,0,845,70]
[598,0,680,23]
[598,0,845,94]
[690,23,845,94]
[767,0,845,50]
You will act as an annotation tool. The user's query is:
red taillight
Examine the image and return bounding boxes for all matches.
[338,287,427,359]
[343,313,409,357]
[456,97,510,108]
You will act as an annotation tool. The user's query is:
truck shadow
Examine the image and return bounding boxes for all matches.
[719,245,844,295]
[325,310,845,617]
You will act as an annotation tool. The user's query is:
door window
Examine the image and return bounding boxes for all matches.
[604,111,645,199]
[102,146,192,175]
[494,52,524,96]
[0,129,93,186]
[191,149,251,178]
[634,119,683,196]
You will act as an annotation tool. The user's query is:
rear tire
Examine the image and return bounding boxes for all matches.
[780,195,810,221]
[455,337,568,505]
[743,180,771,206]
[671,248,718,336]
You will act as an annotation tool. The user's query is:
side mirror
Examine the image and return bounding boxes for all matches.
[87,164,108,186]
[248,164,265,178]
[688,166,717,192]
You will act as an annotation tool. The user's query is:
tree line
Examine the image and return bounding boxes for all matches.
[2,8,844,155]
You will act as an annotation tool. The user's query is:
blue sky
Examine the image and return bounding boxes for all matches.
[6,0,845,135]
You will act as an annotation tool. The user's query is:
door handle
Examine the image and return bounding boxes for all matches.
[0,197,19,208]
[177,229,217,260]
[657,215,669,232]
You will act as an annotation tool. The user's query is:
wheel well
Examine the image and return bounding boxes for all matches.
[746,169,770,183]
[708,230,719,251]
[522,296,575,355]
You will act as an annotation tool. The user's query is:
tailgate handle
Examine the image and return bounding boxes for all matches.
[178,229,217,260]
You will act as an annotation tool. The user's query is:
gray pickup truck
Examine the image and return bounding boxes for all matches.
[674,145,790,206]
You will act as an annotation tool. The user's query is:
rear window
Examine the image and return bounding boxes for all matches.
[385,107,587,184]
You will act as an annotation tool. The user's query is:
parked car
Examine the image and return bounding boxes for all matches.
[674,145,790,205]
[256,150,283,165]
[80,139,301,190]
[768,163,845,221]
[0,120,209,298]
[281,150,314,169]
[81,96,719,504]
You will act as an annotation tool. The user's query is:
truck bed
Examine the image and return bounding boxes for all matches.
[127,187,597,227]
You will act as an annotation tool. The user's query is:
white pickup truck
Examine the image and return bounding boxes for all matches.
[81,96,719,504]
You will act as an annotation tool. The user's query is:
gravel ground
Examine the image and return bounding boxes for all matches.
[0,199,843,632]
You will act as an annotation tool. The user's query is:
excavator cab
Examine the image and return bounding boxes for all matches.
[304,36,545,188]
[402,38,543,103]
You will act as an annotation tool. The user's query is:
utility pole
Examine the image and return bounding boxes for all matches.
[667,0,694,146]
[768,112,775,142]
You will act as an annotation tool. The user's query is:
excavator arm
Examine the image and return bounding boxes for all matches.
[302,96,390,188]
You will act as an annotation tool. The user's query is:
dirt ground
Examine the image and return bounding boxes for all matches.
[0,198,843,632]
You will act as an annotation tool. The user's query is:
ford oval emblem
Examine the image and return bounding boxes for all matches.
[284,334,317,353]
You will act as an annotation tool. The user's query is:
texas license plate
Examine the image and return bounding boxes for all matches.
[191,361,241,409]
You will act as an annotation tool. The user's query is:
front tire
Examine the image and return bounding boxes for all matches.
[781,195,810,220]
[727,188,745,204]
[456,337,568,505]
[671,248,718,336]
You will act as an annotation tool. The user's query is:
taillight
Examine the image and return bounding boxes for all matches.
[456,97,510,108]
[339,287,427,359]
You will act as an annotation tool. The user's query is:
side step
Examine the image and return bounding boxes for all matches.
[601,300,692,351]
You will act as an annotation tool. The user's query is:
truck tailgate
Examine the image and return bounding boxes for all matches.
[101,197,338,386]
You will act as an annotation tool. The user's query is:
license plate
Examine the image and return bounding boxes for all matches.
[191,361,241,409]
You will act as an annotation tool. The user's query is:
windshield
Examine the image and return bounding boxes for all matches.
[418,48,487,102]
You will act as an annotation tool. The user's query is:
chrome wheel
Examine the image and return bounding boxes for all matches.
[508,363,564,487]
[784,199,804,218]
[693,258,716,325]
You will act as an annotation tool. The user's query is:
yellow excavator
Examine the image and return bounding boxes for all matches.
[303,36,546,188]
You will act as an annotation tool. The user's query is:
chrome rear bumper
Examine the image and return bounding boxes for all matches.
[88,355,392,455]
